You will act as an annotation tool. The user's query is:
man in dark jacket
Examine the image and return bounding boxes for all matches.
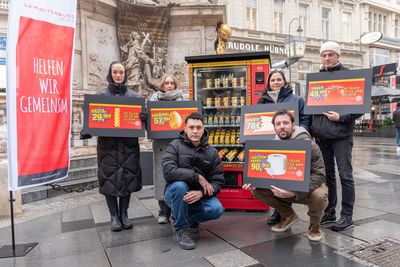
[311,41,361,231]
[393,101,400,151]
[243,108,328,241]
[162,112,225,250]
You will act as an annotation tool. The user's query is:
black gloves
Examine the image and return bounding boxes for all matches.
[139,111,148,122]
[80,130,92,140]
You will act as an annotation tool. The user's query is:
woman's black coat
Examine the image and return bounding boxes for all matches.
[95,67,142,197]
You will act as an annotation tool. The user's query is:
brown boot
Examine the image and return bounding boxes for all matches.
[308,223,322,241]
[271,212,300,232]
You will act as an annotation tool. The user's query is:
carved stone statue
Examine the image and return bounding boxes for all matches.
[120,32,155,92]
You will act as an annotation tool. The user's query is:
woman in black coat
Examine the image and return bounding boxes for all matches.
[81,61,147,231]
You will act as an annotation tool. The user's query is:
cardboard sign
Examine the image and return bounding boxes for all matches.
[243,140,311,192]
[83,94,145,137]
[239,102,299,142]
[305,68,372,114]
[147,101,202,139]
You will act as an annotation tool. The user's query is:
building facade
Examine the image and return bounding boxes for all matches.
[219,0,400,96]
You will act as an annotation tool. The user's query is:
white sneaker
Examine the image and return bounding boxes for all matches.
[158,216,169,224]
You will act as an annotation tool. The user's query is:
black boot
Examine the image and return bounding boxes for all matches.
[119,195,133,229]
[267,209,281,225]
[105,196,122,231]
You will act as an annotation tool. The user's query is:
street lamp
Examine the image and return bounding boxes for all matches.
[284,18,307,82]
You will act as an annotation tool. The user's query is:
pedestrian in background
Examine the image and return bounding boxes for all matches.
[393,101,400,152]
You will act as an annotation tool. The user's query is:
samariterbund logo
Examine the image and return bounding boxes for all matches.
[23,3,75,22]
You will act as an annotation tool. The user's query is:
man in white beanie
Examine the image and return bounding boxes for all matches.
[310,41,362,231]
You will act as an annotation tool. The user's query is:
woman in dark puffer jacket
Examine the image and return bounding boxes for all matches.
[81,61,147,231]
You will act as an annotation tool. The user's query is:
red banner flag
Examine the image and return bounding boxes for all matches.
[7,0,77,190]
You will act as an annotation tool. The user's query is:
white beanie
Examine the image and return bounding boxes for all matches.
[320,41,341,56]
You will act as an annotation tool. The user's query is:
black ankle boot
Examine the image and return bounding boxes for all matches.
[110,208,123,231]
[268,209,281,225]
[105,195,122,231]
[119,195,133,229]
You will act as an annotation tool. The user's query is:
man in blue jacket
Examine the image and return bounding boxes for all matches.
[311,41,361,231]
[162,112,225,250]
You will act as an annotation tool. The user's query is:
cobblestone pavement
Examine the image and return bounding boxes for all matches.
[0,137,399,267]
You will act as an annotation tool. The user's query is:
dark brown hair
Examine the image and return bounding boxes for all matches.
[272,108,295,125]
[257,70,291,104]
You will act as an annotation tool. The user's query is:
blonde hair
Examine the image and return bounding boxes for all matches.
[159,74,180,91]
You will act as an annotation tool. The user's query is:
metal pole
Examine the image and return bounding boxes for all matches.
[288,18,301,83]
[289,24,291,83]
[9,191,16,255]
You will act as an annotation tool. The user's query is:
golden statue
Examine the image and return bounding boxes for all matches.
[216,24,232,54]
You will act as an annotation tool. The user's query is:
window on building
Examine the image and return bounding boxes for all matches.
[218,0,230,25]
[369,48,389,68]
[343,13,351,42]
[274,0,284,34]
[246,0,257,30]
[322,8,330,40]
[368,12,372,32]
[298,62,311,81]
[299,4,308,37]
[395,52,400,65]
[396,20,399,38]
[373,13,376,31]
[378,15,381,32]
[383,16,386,35]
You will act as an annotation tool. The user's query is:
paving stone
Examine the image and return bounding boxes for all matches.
[98,217,174,248]
[164,258,214,267]
[62,219,95,233]
[205,216,309,248]
[61,205,93,223]
[341,220,400,242]
[3,249,110,267]
[0,213,61,243]
[205,249,259,267]
[139,198,159,212]
[105,230,236,267]
[0,229,103,267]
[300,227,365,250]
[201,210,269,228]
[132,186,154,199]
[241,235,366,267]
[355,194,400,213]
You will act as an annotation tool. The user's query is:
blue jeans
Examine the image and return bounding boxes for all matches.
[164,181,224,231]
[396,128,400,147]
[317,136,355,217]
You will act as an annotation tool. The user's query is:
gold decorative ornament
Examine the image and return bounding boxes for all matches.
[216,24,232,54]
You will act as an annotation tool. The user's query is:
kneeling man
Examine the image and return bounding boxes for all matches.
[163,112,225,250]
[243,108,328,241]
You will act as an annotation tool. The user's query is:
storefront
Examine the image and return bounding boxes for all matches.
[224,36,364,99]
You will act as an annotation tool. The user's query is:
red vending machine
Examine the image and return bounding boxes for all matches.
[185,52,271,210]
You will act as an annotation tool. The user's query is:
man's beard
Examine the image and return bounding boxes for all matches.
[278,129,292,140]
